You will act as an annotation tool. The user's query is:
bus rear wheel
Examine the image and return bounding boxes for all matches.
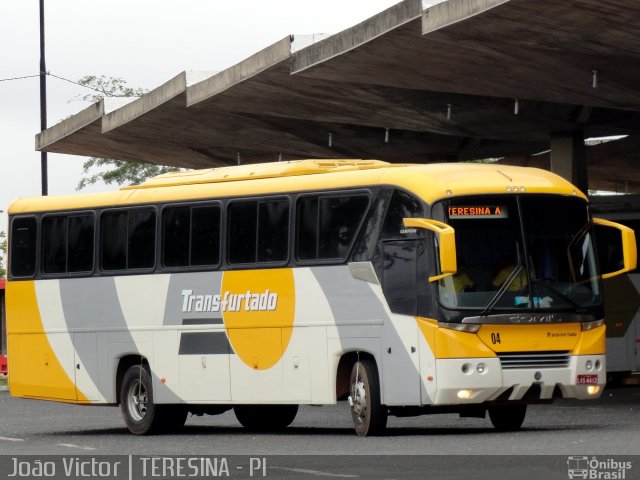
[349,358,387,436]
[234,405,298,432]
[488,404,527,431]
[120,365,187,435]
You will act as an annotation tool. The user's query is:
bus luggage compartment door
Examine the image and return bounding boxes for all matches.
[73,332,101,401]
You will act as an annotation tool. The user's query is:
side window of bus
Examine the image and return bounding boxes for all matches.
[68,215,95,273]
[297,194,370,261]
[379,191,424,315]
[42,214,95,274]
[101,209,156,271]
[163,204,221,268]
[10,217,37,278]
[128,210,155,269]
[42,216,67,274]
[228,199,289,264]
[381,190,424,240]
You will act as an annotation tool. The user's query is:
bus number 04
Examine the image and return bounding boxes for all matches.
[491,333,501,345]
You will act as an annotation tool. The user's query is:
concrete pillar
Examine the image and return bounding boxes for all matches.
[550,131,588,193]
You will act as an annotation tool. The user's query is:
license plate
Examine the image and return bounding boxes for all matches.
[577,374,598,385]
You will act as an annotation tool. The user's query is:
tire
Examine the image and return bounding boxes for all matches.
[234,405,298,432]
[120,365,187,435]
[488,404,527,431]
[349,358,387,436]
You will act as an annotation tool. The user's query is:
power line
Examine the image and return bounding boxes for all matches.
[47,72,125,96]
[0,71,136,97]
[0,74,40,82]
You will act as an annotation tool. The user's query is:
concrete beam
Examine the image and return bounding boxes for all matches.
[102,72,188,133]
[292,0,422,74]
[422,0,510,34]
[187,36,292,106]
[36,100,104,151]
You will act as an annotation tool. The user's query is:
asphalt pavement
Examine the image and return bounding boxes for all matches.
[0,385,638,479]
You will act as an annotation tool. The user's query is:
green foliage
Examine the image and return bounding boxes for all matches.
[74,75,148,103]
[77,159,179,190]
[75,76,179,190]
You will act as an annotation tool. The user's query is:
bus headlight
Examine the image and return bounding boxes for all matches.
[440,322,480,333]
[457,389,473,399]
[585,360,593,371]
[587,385,601,395]
[476,363,486,374]
[581,319,604,331]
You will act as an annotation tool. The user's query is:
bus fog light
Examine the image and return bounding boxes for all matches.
[476,363,486,374]
[587,385,601,395]
[585,360,593,371]
[461,363,472,375]
[457,389,473,399]
[595,360,601,370]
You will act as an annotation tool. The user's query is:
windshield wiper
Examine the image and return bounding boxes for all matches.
[480,242,524,317]
[479,264,523,317]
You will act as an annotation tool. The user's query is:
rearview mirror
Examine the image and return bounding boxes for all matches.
[593,218,637,279]
[403,218,457,282]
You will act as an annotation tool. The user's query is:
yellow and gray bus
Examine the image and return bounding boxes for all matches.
[5,160,636,436]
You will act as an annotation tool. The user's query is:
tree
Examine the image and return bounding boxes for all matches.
[75,76,179,190]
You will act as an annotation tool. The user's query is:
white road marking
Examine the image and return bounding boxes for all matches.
[0,436,24,442]
[56,443,96,451]
[271,466,358,478]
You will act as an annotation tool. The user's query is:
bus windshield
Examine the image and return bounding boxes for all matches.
[436,195,601,311]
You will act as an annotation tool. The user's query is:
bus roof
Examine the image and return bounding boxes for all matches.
[8,160,586,214]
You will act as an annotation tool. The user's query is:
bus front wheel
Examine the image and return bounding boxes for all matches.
[234,405,298,431]
[488,404,527,431]
[349,358,387,436]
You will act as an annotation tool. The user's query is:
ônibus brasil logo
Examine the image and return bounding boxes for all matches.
[567,456,632,479]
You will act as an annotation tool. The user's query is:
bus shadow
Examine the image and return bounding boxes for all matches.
[47,422,600,438]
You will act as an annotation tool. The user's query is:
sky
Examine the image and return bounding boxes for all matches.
[0,0,407,233]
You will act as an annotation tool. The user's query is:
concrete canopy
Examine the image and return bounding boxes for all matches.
[37,0,640,191]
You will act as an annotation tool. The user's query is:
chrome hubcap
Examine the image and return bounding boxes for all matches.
[351,379,367,423]
[127,380,148,422]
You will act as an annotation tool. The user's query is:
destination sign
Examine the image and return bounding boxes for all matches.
[448,205,508,219]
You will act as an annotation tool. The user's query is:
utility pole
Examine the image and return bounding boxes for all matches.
[39,0,48,196]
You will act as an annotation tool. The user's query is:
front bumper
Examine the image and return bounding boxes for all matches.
[432,354,606,405]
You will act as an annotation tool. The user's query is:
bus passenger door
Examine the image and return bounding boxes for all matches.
[380,241,422,406]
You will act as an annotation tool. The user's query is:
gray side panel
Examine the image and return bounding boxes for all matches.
[182,318,224,325]
[164,272,224,325]
[59,276,182,403]
[59,277,127,330]
[311,265,389,325]
[179,332,233,355]
[59,277,127,400]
